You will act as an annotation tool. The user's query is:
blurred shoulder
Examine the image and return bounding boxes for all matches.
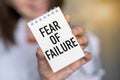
[85,31,100,55]
[86,31,100,42]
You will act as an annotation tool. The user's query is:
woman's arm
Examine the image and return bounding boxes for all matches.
[36,15,92,80]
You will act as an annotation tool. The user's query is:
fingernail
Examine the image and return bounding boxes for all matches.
[79,39,83,43]
[73,28,78,34]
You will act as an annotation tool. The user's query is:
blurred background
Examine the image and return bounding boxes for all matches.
[63,0,120,80]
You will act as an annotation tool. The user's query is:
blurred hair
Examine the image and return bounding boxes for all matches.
[0,0,64,45]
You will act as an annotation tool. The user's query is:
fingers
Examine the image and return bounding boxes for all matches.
[36,48,53,78]
[77,36,88,49]
[72,26,84,37]
[72,26,88,49]
[65,14,71,24]
[36,48,45,60]
[83,51,92,62]
[64,15,88,49]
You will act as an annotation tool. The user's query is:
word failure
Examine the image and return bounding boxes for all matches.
[38,21,79,60]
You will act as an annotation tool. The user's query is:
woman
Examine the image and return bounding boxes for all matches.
[0,0,91,80]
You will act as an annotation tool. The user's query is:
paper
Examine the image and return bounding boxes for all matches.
[27,7,85,72]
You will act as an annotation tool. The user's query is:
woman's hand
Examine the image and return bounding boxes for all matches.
[36,15,92,80]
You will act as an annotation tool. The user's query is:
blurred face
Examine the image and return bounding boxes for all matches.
[10,0,49,20]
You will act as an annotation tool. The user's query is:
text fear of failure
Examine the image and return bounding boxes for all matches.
[38,20,79,61]
[45,37,78,60]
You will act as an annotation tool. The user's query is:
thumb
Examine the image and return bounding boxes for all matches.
[36,48,53,76]
[36,48,45,60]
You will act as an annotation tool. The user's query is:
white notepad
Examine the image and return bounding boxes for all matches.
[27,7,85,72]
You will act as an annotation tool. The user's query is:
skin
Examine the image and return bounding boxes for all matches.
[9,0,50,40]
[9,0,49,20]
[8,0,92,79]
[36,15,92,80]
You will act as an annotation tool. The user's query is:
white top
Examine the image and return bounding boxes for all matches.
[0,18,39,80]
[0,18,103,80]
